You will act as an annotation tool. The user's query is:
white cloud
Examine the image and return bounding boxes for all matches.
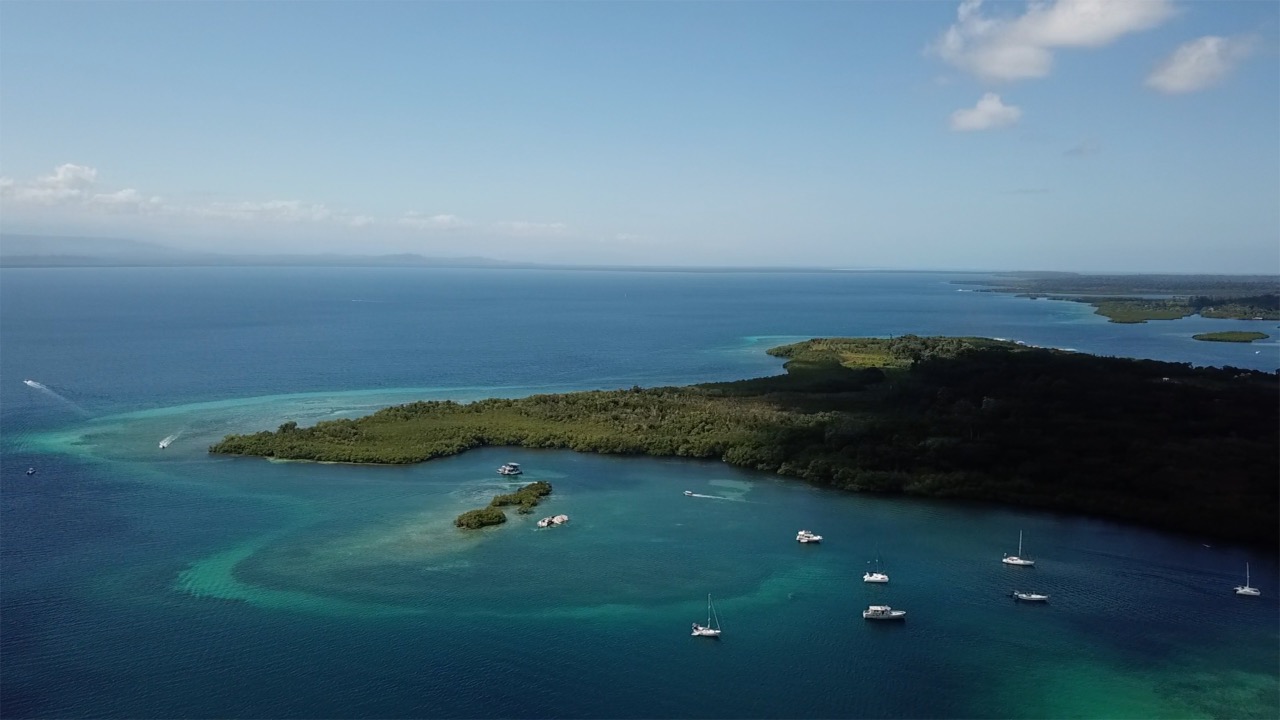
[1146,35,1255,94]
[951,93,1023,131]
[399,212,468,230]
[495,221,569,237]
[932,0,1175,82]
[194,200,335,223]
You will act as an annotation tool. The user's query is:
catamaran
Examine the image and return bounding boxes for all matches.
[1002,530,1035,566]
[691,594,722,637]
[1235,563,1260,596]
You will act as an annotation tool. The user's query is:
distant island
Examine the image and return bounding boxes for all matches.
[211,336,1279,545]
[959,273,1280,323]
[1193,331,1270,343]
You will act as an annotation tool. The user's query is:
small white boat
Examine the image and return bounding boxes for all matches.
[537,514,569,528]
[159,434,176,449]
[26,467,36,476]
[1002,530,1035,566]
[683,490,693,496]
[862,605,906,620]
[497,462,523,476]
[691,593,722,637]
[1235,562,1260,597]
[864,546,889,583]
[797,530,823,544]
[1012,591,1049,602]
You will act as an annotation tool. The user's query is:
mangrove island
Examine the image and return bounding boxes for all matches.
[210,336,1279,545]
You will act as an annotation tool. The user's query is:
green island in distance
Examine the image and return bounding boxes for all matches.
[958,273,1280,324]
[1192,331,1270,343]
[210,336,1279,545]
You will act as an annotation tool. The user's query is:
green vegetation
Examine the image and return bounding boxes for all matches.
[1083,298,1195,323]
[964,274,1280,323]
[454,507,507,529]
[1193,331,1270,343]
[212,336,1279,544]
[489,480,553,514]
[454,481,555,529]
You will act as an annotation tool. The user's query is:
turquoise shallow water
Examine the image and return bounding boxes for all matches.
[2,268,1277,718]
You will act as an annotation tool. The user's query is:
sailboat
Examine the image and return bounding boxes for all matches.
[1235,562,1260,597]
[691,594,722,637]
[1002,530,1035,566]
[863,546,889,583]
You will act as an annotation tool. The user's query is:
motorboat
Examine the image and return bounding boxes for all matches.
[26,467,35,476]
[796,530,823,543]
[683,490,694,496]
[1002,530,1035,566]
[497,462,523,476]
[1235,562,1260,596]
[1011,591,1049,602]
[862,605,906,620]
[536,514,569,529]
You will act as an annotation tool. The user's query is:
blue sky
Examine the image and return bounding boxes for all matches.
[1,1,1276,271]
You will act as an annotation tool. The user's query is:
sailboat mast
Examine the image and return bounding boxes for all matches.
[1018,530,1023,556]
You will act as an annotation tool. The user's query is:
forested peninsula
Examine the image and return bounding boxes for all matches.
[210,337,1279,544]
[957,273,1280,323]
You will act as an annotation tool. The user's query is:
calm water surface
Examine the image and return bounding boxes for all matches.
[2,268,1276,718]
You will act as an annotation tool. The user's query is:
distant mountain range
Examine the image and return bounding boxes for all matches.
[0,234,535,269]
[0,234,883,272]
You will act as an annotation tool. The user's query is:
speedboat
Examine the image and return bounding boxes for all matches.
[862,605,906,620]
[1012,591,1049,602]
[497,462,523,476]
[796,530,823,543]
[26,467,36,476]
[683,490,693,496]
[863,571,889,583]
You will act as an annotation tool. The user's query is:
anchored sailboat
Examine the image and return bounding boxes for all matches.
[1002,530,1035,566]
[691,594,722,637]
[864,545,889,583]
[1235,563,1260,597]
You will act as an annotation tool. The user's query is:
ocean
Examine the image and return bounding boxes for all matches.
[2,267,1277,718]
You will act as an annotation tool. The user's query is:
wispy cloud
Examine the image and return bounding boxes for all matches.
[932,0,1174,82]
[399,212,469,230]
[950,93,1022,131]
[495,221,569,237]
[1064,139,1101,157]
[1146,35,1255,94]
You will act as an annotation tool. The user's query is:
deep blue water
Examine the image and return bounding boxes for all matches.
[2,267,1277,719]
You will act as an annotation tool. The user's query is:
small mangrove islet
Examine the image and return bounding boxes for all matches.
[210,336,1279,544]
[1192,331,1270,343]
[455,480,553,529]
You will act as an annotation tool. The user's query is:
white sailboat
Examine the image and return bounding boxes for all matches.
[1235,562,1260,597]
[863,546,889,583]
[691,594,722,637]
[1002,530,1035,566]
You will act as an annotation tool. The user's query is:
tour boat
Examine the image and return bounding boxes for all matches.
[796,530,823,544]
[1011,591,1049,602]
[497,462,523,476]
[862,605,906,620]
[691,594,722,637]
[1002,530,1035,566]
[1235,563,1260,596]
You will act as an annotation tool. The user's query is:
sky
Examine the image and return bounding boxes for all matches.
[1,0,1277,272]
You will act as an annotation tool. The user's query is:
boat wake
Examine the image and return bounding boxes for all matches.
[684,492,732,501]
[159,432,181,449]
[22,379,90,415]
